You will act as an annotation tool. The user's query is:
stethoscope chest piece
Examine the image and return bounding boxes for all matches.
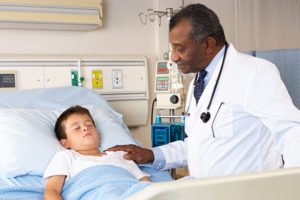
[197,42,228,123]
[200,112,211,123]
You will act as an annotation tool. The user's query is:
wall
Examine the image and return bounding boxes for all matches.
[0,1,155,55]
[0,0,156,148]
[156,0,300,53]
[0,0,299,148]
[139,0,300,147]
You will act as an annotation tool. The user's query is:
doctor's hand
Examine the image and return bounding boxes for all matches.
[104,144,154,164]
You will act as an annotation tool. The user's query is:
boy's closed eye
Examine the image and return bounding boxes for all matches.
[71,126,80,131]
[86,122,93,126]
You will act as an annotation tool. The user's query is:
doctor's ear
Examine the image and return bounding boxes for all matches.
[204,37,217,54]
[60,139,70,149]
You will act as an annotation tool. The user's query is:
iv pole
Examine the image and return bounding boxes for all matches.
[139,1,185,179]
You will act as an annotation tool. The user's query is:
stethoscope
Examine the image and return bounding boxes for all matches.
[187,42,228,123]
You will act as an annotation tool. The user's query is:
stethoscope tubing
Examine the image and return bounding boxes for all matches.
[205,42,228,111]
[186,42,228,122]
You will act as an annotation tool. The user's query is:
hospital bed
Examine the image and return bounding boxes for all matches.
[0,86,173,199]
[1,86,300,200]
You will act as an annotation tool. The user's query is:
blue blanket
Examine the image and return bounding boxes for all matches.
[61,165,151,200]
[0,185,44,200]
[0,165,172,200]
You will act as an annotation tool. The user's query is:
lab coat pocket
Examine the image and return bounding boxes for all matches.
[211,103,234,138]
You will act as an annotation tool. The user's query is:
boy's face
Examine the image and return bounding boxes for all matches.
[60,113,100,152]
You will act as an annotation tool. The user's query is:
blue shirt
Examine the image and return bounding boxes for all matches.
[151,45,226,170]
[201,45,226,86]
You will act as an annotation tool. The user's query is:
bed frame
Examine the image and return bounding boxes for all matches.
[128,167,300,200]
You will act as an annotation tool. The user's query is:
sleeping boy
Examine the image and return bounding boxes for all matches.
[43,105,150,200]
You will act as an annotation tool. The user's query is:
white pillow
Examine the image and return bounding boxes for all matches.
[84,105,138,152]
[0,105,137,178]
[0,108,63,178]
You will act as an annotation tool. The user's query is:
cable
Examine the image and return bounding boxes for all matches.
[151,98,157,125]
[206,42,228,111]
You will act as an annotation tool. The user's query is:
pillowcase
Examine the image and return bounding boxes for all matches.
[0,86,123,123]
[0,104,137,178]
[0,108,63,178]
[83,105,138,152]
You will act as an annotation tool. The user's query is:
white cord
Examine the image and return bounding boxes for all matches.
[77,59,83,87]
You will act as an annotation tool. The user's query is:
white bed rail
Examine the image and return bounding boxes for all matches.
[128,167,300,200]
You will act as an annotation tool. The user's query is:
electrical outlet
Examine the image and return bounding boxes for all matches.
[112,69,123,89]
[92,70,103,88]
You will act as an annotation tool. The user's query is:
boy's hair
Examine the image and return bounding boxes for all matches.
[55,105,95,140]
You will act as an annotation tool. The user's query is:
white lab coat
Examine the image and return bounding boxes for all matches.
[157,44,300,178]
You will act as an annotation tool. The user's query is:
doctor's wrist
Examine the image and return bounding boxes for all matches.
[144,148,154,164]
[151,148,166,169]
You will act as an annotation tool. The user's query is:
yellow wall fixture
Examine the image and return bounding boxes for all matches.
[0,0,102,31]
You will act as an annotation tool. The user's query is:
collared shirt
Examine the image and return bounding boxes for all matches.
[201,44,226,86]
[151,45,226,170]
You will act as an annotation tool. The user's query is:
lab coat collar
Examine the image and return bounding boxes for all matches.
[186,43,238,112]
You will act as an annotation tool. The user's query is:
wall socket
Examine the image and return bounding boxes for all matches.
[112,69,123,89]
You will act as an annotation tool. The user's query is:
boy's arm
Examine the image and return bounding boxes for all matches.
[44,175,66,200]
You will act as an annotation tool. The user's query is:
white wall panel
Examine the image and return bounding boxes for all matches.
[0,55,148,127]
[44,67,72,88]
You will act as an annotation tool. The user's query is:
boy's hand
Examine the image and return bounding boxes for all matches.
[139,176,151,182]
[105,144,154,164]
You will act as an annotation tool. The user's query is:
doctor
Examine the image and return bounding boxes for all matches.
[106,3,300,178]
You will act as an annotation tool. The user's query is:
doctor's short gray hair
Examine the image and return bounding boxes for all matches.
[169,3,226,45]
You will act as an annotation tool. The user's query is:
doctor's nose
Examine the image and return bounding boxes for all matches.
[171,51,180,63]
